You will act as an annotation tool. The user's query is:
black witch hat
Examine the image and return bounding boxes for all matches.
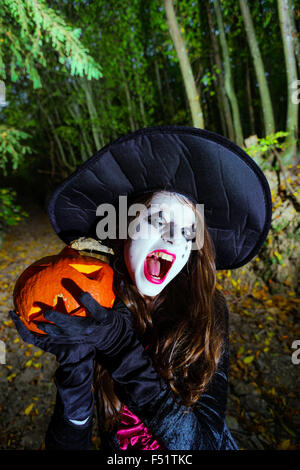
[47,126,272,270]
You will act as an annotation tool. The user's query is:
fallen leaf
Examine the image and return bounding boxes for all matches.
[24,403,34,415]
[277,439,291,450]
[243,355,255,364]
[33,350,43,358]
[7,373,17,382]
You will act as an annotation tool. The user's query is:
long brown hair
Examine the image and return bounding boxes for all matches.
[93,190,227,432]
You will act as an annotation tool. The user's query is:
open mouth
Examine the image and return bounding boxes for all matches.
[144,249,176,284]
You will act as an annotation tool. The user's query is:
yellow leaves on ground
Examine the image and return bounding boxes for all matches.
[24,398,39,416]
[7,373,17,382]
[25,359,42,369]
[24,403,34,415]
[277,439,291,450]
[33,363,42,369]
[243,355,255,364]
[33,350,43,358]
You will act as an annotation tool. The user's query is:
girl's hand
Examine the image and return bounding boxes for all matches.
[9,309,95,365]
[33,292,135,356]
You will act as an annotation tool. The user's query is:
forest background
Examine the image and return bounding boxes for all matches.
[0,0,299,450]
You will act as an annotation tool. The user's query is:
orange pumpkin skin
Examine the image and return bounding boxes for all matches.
[13,246,115,335]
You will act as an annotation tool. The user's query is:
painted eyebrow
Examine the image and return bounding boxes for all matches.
[146,209,166,219]
[147,209,195,228]
[182,224,195,235]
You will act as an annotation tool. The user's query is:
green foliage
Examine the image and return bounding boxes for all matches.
[56,125,79,145]
[200,68,219,96]
[0,125,32,175]
[0,187,28,231]
[0,0,102,87]
[245,131,290,169]
[246,131,289,156]
[0,0,297,191]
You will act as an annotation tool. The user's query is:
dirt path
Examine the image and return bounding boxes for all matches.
[0,202,299,450]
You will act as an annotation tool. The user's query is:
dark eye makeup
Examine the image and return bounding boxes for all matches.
[181,225,196,242]
[146,212,195,242]
[147,212,164,226]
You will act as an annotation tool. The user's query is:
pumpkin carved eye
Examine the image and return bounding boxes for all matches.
[69,263,104,281]
[69,263,103,275]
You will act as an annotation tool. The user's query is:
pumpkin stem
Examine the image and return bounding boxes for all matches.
[70,237,114,255]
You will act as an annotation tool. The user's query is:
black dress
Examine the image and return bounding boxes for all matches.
[45,300,239,451]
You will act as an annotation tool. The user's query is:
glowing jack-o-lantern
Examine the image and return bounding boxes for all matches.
[13,246,115,334]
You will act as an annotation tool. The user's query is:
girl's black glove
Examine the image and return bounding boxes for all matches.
[9,309,95,423]
[37,292,167,409]
[36,293,132,353]
[9,310,93,365]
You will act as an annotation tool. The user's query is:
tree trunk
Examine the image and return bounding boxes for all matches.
[239,0,275,136]
[134,71,147,127]
[211,56,227,136]
[213,0,244,146]
[79,78,104,150]
[65,80,94,161]
[246,61,256,136]
[154,52,165,118]
[289,0,300,75]
[104,95,118,140]
[120,63,136,132]
[164,0,204,128]
[205,5,227,135]
[40,105,73,171]
[278,0,299,162]
[162,58,176,117]
[53,106,78,167]
[69,102,93,161]
[205,1,234,140]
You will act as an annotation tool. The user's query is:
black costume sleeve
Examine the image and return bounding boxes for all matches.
[44,352,95,451]
[120,300,231,450]
[45,392,93,450]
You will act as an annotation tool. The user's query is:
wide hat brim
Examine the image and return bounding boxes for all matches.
[47,126,272,270]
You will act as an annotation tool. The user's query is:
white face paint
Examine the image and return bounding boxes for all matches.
[124,192,196,297]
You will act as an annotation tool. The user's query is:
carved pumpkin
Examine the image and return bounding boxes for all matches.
[13,246,115,335]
